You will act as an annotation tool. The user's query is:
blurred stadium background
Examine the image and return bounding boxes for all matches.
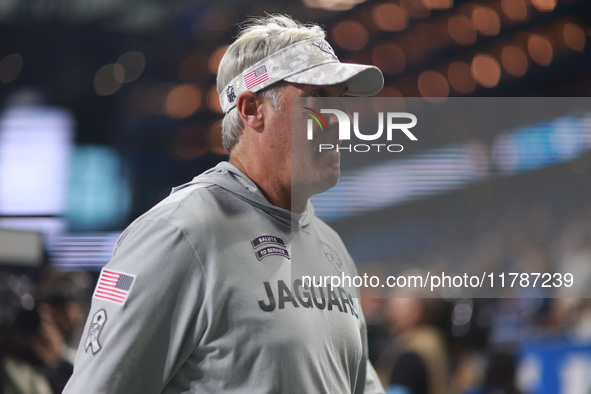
[1,0,591,393]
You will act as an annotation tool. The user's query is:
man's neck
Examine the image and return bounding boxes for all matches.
[229,155,307,212]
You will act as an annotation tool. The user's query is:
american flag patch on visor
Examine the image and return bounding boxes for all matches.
[93,269,136,306]
[244,65,269,90]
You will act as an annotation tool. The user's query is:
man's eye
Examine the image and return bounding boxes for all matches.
[312,90,327,97]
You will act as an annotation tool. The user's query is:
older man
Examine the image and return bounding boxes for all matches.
[65,14,384,393]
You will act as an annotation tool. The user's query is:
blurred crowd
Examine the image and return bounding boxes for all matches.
[359,162,591,394]
[0,270,92,394]
[363,292,591,394]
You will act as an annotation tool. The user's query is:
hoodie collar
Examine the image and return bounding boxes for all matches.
[171,162,314,230]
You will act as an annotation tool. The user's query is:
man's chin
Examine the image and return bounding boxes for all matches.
[323,148,341,172]
[328,164,341,185]
[315,168,341,195]
[293,169,341,201]
[323,151,342,186]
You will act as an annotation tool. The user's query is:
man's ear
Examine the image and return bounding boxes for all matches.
[236,91,264,131]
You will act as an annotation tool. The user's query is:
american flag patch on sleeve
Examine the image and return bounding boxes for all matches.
[93,269,136,306]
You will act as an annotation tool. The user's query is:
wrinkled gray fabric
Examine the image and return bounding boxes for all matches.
[64,162,384,394]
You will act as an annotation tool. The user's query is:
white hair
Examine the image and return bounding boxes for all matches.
[217,14,326,153]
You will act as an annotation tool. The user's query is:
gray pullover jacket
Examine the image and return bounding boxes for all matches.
[64,162,384,394]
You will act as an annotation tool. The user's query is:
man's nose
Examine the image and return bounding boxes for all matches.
[327,113,339,126]
[325,114,343,145]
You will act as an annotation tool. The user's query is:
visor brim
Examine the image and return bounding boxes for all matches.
[284,63,384,96]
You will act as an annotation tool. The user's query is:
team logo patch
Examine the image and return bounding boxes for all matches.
[93,269,136,306]
[226,85,236,104]
[322,243,342,271]
[84,309,107,355]
[313,41,337,60]
[251,235,286,249]
[256,246,290,261]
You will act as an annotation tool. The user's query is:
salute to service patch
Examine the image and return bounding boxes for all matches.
[251,235,286,248]
[93,268,136,306]
[251,235,290,260]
